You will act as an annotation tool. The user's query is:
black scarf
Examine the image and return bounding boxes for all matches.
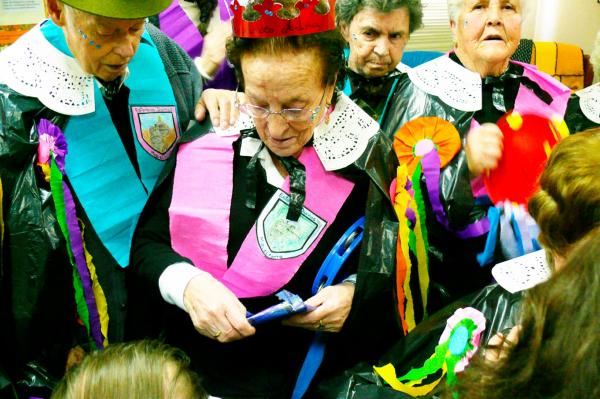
[243,130,307,222]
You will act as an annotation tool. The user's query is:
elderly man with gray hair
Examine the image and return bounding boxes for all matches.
[335,0,423,122]
[0,0,201,395]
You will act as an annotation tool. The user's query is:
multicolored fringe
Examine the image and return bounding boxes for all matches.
[374,307,486,397]
[393,164,430,334]
[39,119,109,349]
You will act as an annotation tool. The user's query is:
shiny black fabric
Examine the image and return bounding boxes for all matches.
[0,24,201,397]
[129,121,402,398]
[380,59,598,314]
[316,284,522,399]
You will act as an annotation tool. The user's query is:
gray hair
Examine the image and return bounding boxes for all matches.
[336,0,424,35]
[447,0,527,22]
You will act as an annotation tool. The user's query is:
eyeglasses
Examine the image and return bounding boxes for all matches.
[235,88,327,123]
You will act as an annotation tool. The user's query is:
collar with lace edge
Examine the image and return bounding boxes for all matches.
[396,62,411,73]
[407,56,482,112]
[212,92,380,172]
[0,24,95,116]
[575,83,600,124]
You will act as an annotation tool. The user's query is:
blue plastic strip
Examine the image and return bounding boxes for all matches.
[477,206,500,267]
[292,216,365,399]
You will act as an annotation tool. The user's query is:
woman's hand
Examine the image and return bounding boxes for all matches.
[465,123,504,176]
[283,282,355,333]
[484,324,521,362]
[195,88,243,129]
[195,20,232,78]
[183,271,256,343]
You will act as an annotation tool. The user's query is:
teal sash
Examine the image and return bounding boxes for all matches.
[41,21,180,267]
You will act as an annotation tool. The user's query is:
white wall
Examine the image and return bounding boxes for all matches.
[532,0,600,54]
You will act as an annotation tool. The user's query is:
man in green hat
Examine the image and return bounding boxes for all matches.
[0,0,201,395]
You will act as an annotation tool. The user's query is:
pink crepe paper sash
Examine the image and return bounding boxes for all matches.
[169,133,355,298]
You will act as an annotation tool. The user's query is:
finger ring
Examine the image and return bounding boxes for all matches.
[211,329,221,338]
[318,319,325,330]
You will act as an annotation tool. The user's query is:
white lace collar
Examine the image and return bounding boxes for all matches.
[396,62,411,73]
[213,92,380,172]
[575,83,600,124]
[492,250,551,294]
[407,56,482,112]
[0,23,95,115]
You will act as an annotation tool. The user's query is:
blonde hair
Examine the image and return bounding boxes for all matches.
[51,340,206,399]
[528,130,600,258]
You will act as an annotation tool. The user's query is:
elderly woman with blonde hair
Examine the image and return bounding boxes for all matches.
[379,0,600,322]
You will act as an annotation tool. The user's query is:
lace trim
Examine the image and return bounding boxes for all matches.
[313,92,380,171]
[492,250,551,294]
[576,83,600,124]
[407,56,482,112]
[217,93,380,171]
[0,24,94,115]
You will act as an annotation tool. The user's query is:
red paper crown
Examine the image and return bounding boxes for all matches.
[230,0,336,38]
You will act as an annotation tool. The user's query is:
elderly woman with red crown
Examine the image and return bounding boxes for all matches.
[129,0,401,397]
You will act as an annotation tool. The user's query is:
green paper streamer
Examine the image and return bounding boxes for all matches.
[397,318,479,386]
[411,164,430,252]
[50,159,91,337]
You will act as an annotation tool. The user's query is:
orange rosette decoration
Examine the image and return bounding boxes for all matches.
[393,116,462,175]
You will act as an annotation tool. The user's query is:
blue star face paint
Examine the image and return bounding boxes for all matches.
[78,28,102,49]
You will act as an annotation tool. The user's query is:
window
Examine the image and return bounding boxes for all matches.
[406,0,453,52]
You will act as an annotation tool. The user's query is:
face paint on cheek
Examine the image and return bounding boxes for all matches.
[78,28,102,49]
[351,33,358,41]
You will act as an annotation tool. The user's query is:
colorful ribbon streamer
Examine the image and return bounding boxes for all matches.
[374,307,486,397]
[39,119,109,349]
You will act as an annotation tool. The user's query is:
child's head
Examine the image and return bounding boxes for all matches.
[528,129,600,268]
[449,228,600,399]
[51,340,206,399]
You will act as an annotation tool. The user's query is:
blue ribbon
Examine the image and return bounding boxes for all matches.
[292,216,365,399]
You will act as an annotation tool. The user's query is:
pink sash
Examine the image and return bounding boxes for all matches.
[169,133,355,298]
[512,61,571,119]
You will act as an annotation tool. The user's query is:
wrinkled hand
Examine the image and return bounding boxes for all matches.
[183,271,255,343]
[484,324,520,362]
[196,20,232,78]
[465,122,504,176]
[195,88,242,130]
[283,283,355,333]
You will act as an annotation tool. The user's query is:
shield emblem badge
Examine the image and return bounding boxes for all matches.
[257,190,326,259]
[132,106,180,160]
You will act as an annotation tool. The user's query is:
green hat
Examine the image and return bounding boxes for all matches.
[61,0,173,19]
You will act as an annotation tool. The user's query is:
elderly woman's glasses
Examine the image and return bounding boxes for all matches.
[235,88,326,123]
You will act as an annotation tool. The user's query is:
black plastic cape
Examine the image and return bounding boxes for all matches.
[379,61,598,315]
[0,24,201,398]
[316,284,522,399]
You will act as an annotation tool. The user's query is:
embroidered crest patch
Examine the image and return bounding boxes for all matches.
[257,190,326,259]
[132,106,180,160]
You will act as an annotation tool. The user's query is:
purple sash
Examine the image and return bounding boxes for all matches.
[159,0,204,58]
[169,133,355,298]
